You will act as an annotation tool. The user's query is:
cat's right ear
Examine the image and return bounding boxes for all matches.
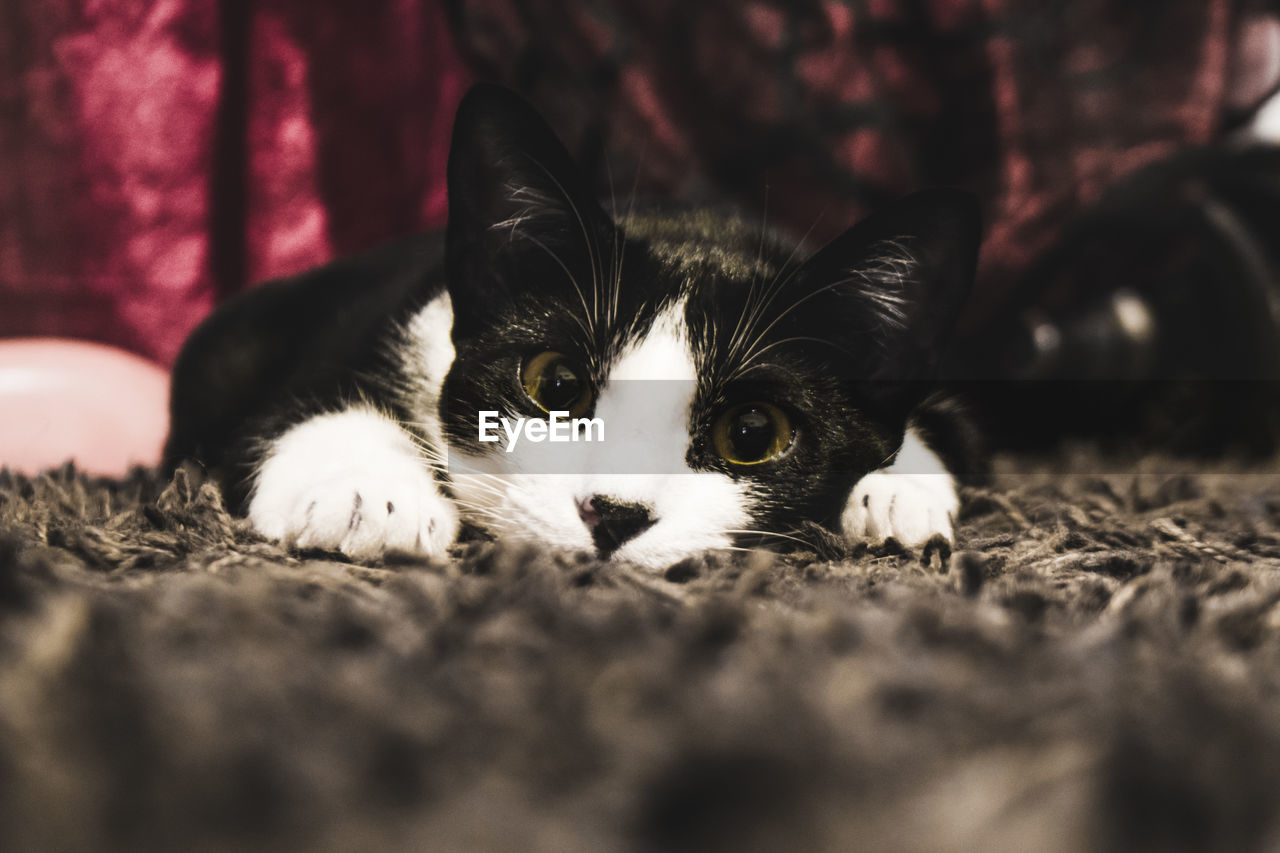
[787,188,981,423]
[445,84,611,336]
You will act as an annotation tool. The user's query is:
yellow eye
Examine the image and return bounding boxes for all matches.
[712,402,793,465]
[521,351,592,417]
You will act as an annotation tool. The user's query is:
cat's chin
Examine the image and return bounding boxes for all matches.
[462,517,732,573]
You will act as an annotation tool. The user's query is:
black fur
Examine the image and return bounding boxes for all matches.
[165,234,448,510]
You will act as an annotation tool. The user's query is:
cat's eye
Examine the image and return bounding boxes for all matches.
[521,351,592,417]
[712,402,793,466]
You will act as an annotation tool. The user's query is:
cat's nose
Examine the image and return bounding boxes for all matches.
[580,495,656,556]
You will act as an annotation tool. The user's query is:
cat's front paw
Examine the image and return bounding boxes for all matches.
[840,472,958,549]
[251,468,458,561]
[247,410,459,561]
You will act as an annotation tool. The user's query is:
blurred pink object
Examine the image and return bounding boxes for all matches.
[0,338,170,477]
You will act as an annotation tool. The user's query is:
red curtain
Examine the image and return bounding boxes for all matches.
[0,0,470,365]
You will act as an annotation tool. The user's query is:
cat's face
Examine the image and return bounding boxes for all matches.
[435,85,978,569]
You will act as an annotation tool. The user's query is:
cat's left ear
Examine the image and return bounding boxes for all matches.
[445,84,613,335]
[791,189,981,412]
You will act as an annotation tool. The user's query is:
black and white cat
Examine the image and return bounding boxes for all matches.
[165,84,980,570]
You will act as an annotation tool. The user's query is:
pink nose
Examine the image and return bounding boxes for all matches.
[577,496,601,529]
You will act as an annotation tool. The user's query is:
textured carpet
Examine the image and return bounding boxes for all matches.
[3,453,1280,852]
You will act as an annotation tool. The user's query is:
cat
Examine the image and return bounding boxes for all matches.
[164,84,981,570]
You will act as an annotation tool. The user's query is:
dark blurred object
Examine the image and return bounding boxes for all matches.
[962,146,1280,454]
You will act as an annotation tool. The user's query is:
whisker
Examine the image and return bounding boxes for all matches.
[721,528,813,548]
[605,155,621,332]
[509,230,596,342]
[726,336,858,384]
[526,156,604,345]
[746,207,828,328]
[449,499,509,520]
[734,271,875,374]
[725,206,831,379]
[448,472,518,495]
[723,187,773,367]
[617,149,645,332]
[449,480,511,502]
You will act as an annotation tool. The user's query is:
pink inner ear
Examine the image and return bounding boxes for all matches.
[0,338,170,477]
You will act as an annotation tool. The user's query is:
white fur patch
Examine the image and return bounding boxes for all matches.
[607,474,751,568]
[841,426,958,548]
[397,291,455,448]
[607,301,697,382]
[1250,81,1280,143]
[249,407,458,561]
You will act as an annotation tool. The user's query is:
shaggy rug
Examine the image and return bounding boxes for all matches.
[3,452,1280,852]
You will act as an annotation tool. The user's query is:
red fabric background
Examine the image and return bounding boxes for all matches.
[0,1,1274,366]
[0,0,470,365]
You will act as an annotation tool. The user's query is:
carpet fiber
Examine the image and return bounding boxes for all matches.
[3,453,1280,852]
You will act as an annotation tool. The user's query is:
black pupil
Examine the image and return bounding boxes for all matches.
[731,407,775,461]
[539,361,582,410]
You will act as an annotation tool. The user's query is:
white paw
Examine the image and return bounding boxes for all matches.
[252,468,458,561]
[841,472,958,549]
[247,409,459,561]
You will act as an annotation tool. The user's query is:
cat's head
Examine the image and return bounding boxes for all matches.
[436,84,979,568]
